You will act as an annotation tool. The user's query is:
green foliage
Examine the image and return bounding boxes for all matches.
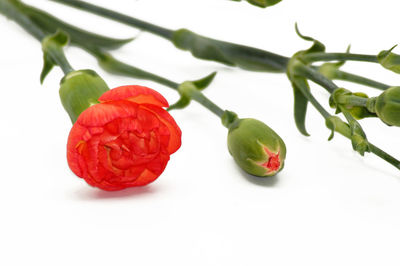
[172,29,288,72]
[168,72,217,111]
[40,30,70,83]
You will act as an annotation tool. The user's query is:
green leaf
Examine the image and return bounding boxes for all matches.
[168,81,197,111]
[20,2,134,50]
[377,45,400,74]
[290,79,310,136]
[221,110,239,128]
[325,116,349,141]
[40,54,55,83]
[40,30,70,83]
[340,108,370,155]
[294,23,325,54]
[192,72,217,91]
[167,95,191,111]
[168,72,218,111]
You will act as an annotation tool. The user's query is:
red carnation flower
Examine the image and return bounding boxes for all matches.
[66,85,181,191]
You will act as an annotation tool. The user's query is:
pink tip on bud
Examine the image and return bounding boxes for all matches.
[259,147,281,173]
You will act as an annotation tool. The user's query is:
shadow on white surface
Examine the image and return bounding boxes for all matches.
[233,163,279,187]
[73,185,158,200]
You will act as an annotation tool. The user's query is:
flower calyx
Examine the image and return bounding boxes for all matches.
[227,118,286,177]
[366,86,400,127]
[59,69,110,123]
[329,88,375,120]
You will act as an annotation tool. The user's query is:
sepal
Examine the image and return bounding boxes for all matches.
[59,69,110,123]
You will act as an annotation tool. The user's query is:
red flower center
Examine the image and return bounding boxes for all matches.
[261,147,281,173]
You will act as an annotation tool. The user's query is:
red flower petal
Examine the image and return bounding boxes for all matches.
[77,100,138,127]
[67,87,182,191]
[141,104,182,154]
[67,123,89,178]
[98,85,169,107]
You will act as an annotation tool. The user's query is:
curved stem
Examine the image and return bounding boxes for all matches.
[50,0,174,40]
[303,52,378,64]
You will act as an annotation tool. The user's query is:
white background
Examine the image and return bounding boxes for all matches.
[1,0,400,265]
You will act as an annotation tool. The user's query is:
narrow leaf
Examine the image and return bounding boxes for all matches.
[295,23,325,54]
[40,54,54,83]
[191,72,217,91]
[167,95,191,111]
[291,80,310,136]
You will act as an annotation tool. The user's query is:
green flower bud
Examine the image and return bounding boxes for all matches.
[329,88,375,120]
[367,86,400,126]
[59,69,109,123]
[227,118,286,177]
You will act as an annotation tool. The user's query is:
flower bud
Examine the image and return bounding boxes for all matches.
[227,118,286,177]
[367,86,400,126]
[59,69,110,123]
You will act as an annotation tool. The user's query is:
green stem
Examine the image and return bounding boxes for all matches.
[50,0,173,40]
[303,52,378,64]
[340,95,368,107]
[50,0,289,73]
[369,143,400,170]
[294,63,338,93]
[47,46,74,74]
[190,90,225,118]
[86,47,225,119]
[292,77,331,119]
[0,0,46,40]
[0,0,74,75]
[87,47,179,89]
[332,69,391,90]
[295,78,400,170]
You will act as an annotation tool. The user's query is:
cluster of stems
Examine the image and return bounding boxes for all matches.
[1,0,400,171]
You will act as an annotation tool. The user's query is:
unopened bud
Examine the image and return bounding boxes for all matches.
[367,86,400,126]
[227,118,286,177]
